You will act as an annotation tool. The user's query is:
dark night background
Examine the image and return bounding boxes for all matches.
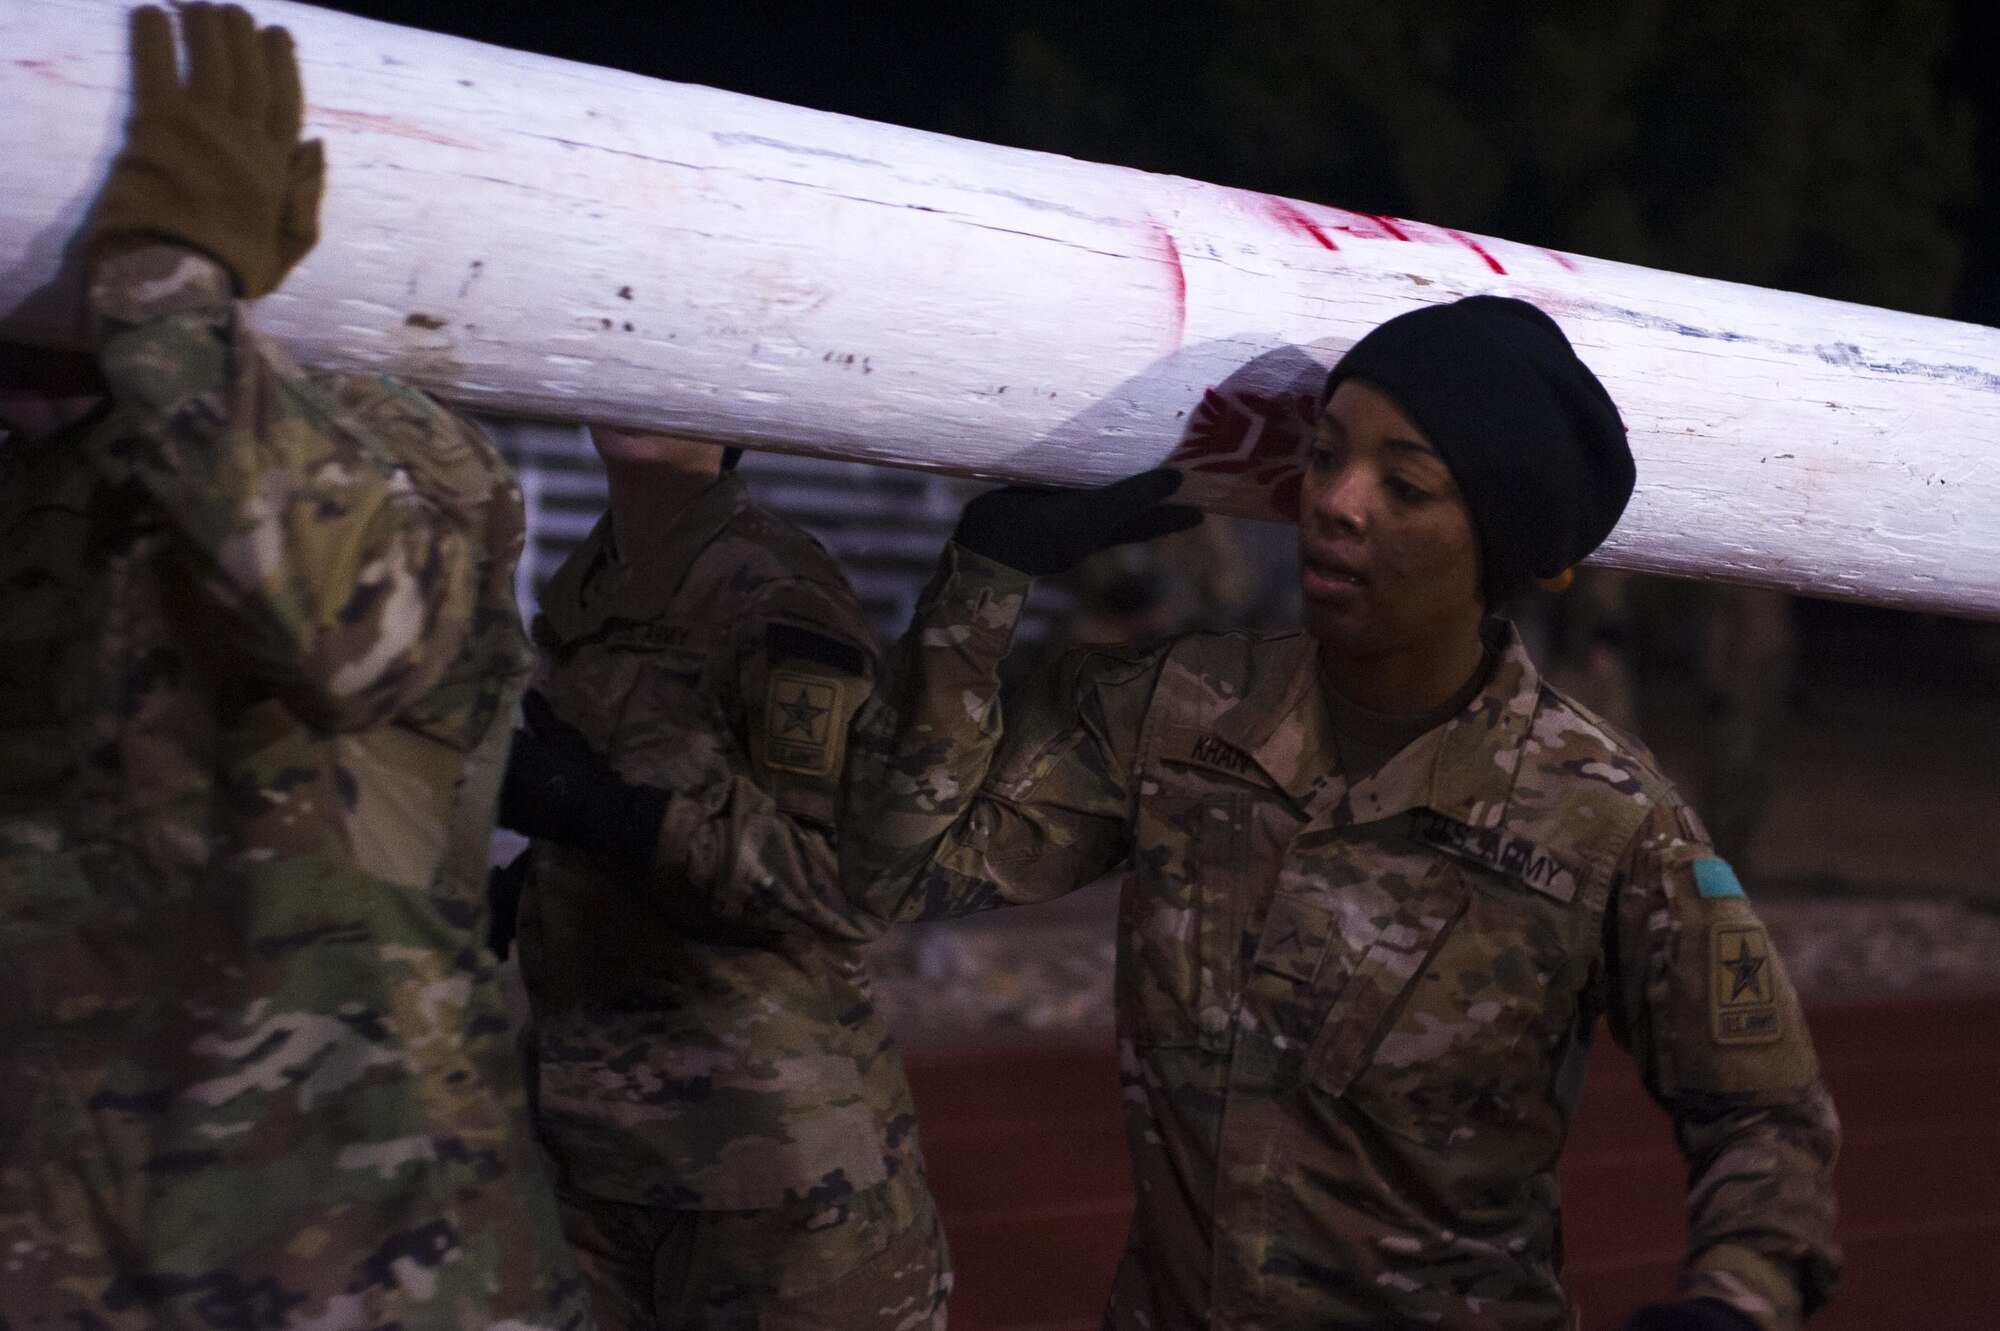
[320,0,2000,327]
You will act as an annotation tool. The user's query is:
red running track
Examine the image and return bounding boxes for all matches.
[905,993,2000,1331]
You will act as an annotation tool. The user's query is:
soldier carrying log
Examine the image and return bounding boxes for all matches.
[822,297,1841,1331]
[492,423,950,1331]
[0,7,592,1326]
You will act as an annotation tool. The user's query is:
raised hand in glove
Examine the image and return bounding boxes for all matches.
[497,692,670,875]
[1619,1300,1760,1331]
[951,468,1204,577]
[84,3,324,297]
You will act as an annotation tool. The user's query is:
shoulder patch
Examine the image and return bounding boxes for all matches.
[766,622,868,678]
[764,668,846,778]
[1693,857,1746,899]
[1710,920,1782,1045]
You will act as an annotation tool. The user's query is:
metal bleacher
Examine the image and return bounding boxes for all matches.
[483,419,1067,647]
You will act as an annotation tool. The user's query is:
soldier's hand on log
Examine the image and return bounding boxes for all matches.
[951,468,1203,577]
[1617,1300,1759,1331]
[84,3,325,298]
[498,693,670,874]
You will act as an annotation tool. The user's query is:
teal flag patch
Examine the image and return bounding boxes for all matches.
[1694,857,1746,899]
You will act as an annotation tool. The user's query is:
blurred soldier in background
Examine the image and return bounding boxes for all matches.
[1005,513,1298,701]
[1531,572,1796,864]
[496,425,947,1331]
[1530,567,1644,738]
[0,7,589,1326]
[1694,585,1797,863]
[1058,518,1263,647]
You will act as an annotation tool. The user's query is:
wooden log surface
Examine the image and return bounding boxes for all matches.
[4,0,1999,617]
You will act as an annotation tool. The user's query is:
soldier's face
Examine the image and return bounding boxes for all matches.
[1298,379,1484,660]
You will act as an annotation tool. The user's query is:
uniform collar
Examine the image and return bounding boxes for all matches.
[1213,619,1539,831]
[538,472,748,645]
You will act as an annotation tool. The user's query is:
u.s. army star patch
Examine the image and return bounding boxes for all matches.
[1710,921,1782,1045]
[765,669,843,777]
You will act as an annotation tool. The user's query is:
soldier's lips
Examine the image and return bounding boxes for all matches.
[1301,551,1368,602]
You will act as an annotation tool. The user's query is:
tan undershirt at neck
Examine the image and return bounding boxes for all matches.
[1321,650,1494,785]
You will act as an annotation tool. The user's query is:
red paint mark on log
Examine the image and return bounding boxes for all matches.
[1540,247,1581,273]
[1366,214,1412,242]
[1147,221,1187,351]
[1264,198,1339,251]
[315,107,477,149]
[13,59,60,80]
[1441,228,1508,275]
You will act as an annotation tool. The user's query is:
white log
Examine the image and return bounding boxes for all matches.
[4,0,1998,619]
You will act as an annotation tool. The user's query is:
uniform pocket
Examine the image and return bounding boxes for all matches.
[1331,864,1586,1154]
[1123,792,1248,1051]
[1300,857,1470,1097]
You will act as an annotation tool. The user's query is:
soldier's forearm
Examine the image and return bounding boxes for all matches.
[1675,1085,1842,1330]
[839,542,1031,920]
[88,243,479,729]
[662,774,885,943]
[86,241,236,343]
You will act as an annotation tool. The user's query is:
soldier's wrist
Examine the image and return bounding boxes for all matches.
[930,542,1032,655]
[87,239,237,335]
[945,539,1038,593]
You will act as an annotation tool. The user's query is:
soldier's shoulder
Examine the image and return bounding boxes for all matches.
[1518,679,1689,862]
[306,370,515,510]
[708,502,873,642]
[1534,680,1674,786]
[721,502,847,580]
[1158,626,1312,693]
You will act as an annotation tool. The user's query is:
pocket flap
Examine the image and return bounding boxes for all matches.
[1302,861,1471,1096]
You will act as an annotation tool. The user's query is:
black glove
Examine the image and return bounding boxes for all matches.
[485,852,529,960]
[1620,1299,1760,1331]
[950,468,1204,577]
[496,692,671,874]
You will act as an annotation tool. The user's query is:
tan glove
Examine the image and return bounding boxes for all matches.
[84,3,324,298]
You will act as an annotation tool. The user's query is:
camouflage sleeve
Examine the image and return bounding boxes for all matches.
[85,242,479,733]
[657,574,888,942]
[1604,795,1841,1330]
[840,541,1155,923]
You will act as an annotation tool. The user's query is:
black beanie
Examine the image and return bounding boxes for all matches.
[1321,296,1633,594]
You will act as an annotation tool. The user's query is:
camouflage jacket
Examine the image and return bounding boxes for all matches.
[0,245,590,1330]
[517,474,928,1235]
[842,543,1841,1331]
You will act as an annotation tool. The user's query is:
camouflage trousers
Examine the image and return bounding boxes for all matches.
[556,1178,950,1331]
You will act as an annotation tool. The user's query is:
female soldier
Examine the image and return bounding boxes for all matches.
[831,296,1839,1331]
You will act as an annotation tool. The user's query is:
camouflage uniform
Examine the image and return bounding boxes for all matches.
[842,543,1841,1331]
[516,473,946,1331]
[0,244,590,1329]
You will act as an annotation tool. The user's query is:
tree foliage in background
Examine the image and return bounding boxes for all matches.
[978,0,1973,315]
